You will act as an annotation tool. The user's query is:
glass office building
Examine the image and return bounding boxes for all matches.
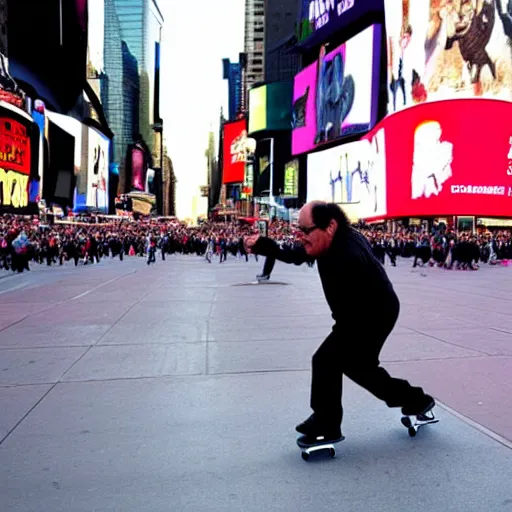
[222,59,243,122]
[112,0,163,153]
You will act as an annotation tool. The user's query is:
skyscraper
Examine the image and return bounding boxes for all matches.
[111,0,163,152]
[222,58,243,121]
[264,0,301,82]
[243,0,265,110]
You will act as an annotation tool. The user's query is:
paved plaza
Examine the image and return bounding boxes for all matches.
[0,255,511,511]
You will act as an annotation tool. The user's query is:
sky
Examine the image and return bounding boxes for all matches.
[158,0,245,220]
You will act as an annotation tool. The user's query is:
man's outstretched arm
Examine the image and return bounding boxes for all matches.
[246,236,311,266]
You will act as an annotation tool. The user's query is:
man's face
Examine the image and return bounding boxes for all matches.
[297,204,337,258]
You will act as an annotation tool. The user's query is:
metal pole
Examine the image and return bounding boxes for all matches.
[269,137,274,202]
[59,0,63,46]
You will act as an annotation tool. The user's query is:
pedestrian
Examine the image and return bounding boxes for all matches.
[245,201,435,447]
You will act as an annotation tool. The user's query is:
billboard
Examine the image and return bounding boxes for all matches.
[248,82,293,134]
[307,128,387,220]
[7,0,88,113]
[292,24,381,155]
[222,119,248,184]
[0,104,40,213]
[383,98,512,218]
[46,111,84,208]
[87,127,110,212]
[385,0,512,114]
[283,159,299,197]
[297,0,384,48]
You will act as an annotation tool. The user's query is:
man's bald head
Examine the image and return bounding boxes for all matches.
[297,202,347,258]
[298,201,327,228]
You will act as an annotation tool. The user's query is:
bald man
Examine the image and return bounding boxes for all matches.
[245,202,435,447]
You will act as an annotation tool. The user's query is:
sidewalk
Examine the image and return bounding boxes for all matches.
[0,256,511,511]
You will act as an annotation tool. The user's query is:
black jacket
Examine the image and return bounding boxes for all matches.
[253,227,398,324]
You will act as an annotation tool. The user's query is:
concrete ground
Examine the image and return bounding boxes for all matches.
[0,254,511,512]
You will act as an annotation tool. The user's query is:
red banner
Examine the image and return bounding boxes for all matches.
[380,99,512,218]
[223,119,247,184]
[0,117,31,176]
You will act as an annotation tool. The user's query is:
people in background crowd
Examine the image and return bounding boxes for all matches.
[1,214,511,273]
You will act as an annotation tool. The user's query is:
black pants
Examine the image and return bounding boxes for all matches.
[310,294,426,426]
[262,256,275,277]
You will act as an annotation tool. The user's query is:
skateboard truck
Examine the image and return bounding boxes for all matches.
[401,411,439,437]
[297,435,345,461]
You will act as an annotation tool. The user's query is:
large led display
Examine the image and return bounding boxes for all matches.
[385,0,512,114]
[307,128,387,220]
[292,24,381,155]
[307,98,512,220]
[223,119,249,184]
[87,127,110,212]
[383,98,512,218]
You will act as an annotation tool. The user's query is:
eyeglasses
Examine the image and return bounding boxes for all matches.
[298,225,318,235]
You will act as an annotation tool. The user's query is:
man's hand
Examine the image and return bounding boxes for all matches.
[244,234,260,253]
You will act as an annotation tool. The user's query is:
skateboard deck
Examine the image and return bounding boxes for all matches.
[296,435,345,461]
[401,412,439,437]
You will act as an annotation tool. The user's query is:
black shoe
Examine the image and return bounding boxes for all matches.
[256,274,270,281]
[297,433,345,448]
[295,413,342,439]
[401,395,435,417]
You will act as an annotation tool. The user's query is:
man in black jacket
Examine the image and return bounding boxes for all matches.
[245,201,435,446]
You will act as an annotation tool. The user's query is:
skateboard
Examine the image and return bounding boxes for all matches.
[401,411,439,437]
[296,435,345,461]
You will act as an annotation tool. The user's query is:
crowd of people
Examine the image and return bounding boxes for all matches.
[1,213,511,274]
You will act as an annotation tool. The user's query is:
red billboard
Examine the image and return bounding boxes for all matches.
[223,119,248,184]
[378,99,512,218]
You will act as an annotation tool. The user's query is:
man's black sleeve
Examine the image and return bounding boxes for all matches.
[252,237,311,266]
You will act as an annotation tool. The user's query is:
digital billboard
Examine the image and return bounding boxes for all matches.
[297,0,384,48]
[382,98,512,218]
[7,0,88,113]
[307,128,387,220]
[222,119,248,184]
[0,105,40,213]
[283,159,299,198]
[87,127,110,212]
[248,82,293,134]
[292,24,381,156]
[46,111,84,209]
[385,0,512,114]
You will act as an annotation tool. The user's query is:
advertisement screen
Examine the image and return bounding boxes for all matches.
[0,116,32,210]
[383,98,512,218]
[248,82,293,134]
[8,0,88,113]
[87,127,110,212]
[298,0,384,48]
[385,0,512,114]
[223,119,248,184]
[292,24,381,156]
[307,128,387,220]
[283,159,299,197]
[249,86,267,133]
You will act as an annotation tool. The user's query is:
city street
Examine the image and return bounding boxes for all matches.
[0,255,511,511]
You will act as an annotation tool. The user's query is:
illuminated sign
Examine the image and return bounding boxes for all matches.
[0,117,31,209]
[283,159,299,197]
[0,118,31,175]
[0,168,29,208]
[308,0,354,31]
[297,0,384,47]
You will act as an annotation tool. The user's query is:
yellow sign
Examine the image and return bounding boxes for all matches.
[0,168,29,208]
[248,86,267,134]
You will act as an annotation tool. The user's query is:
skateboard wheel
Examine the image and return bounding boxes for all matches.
[401,416,412,428]
[301,452,310,462]
[408,426,417,438]
[329,448,336,458]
